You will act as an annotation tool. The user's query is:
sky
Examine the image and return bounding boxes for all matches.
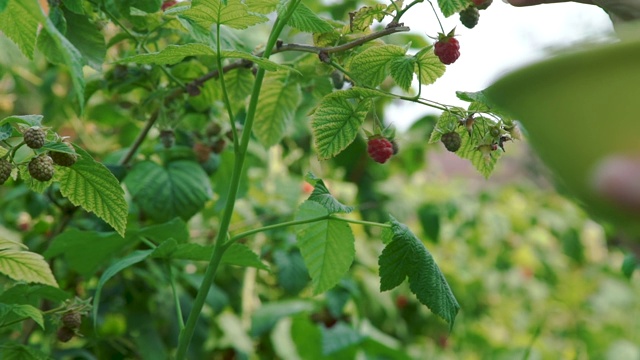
[386,0,615,130]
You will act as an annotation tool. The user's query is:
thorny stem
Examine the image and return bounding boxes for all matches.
[174,1,303,358]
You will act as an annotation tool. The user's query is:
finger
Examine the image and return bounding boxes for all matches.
[507,0,593,6]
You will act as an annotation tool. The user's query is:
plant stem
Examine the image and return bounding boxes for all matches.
[329,215,392,229]
[226,214,331,246]
[174,2,302,358]
[216,22,239,149]
[167,262,185,331]
[118,111,160,166]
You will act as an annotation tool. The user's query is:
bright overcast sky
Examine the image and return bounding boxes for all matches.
[388,0,615,129]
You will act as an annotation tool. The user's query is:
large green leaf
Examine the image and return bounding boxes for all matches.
[57,146,128,236]
[0,115,43,127]
[251,299,315,336]
[253,71,302,147]
[225,68,254,103]
[44,229,131,277]
[0,0,44,59]
[0,284,69,304]
[0,249,58,287]
[37,18,86,113]
[286,3,333,33]
[305,172,353,214]
[295,201,355,294]
[438,0,470,17]
[182,0,268,30]
[63,9,106,71]
[92,250,153,330]
[389,55,416,91]
[378,217,459,329]
[349,45,406,87]
[414,46,446,86]
[124,160,212,223]
[167,243,269,270]
[118,43,216,65]
[311,94,371,160]
[0,304,44,329]
[246,0,278,14]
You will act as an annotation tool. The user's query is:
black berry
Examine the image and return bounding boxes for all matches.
[28,155,55,182]
[24,127,46,149]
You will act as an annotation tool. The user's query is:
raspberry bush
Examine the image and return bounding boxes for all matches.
[1,0,631,359]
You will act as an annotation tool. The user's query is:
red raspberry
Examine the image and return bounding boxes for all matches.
[434,33,460,65]
[367,136,393,164]
[472,0,493,10]
[161,0,177,10]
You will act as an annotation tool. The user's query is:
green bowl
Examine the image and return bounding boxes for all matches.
[484,33,640,235]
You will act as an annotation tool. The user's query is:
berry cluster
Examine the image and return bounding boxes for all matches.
[0,125,79,186]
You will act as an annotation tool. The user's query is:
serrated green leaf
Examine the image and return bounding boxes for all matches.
[253,72,302,147]
[273,249,309,295]
[92,250,153,330]
[456,116,502,178]
[38,18,86,113]
[0,343,48,360]
[0,238,27,251]
[222,243,269,270]
[305,172,353,214]
[182,0,268,30]
[44,229,131,276]
[350,4,387,31]
[246,0,278,14]
[0,249,58,287]
[312,94,371,160]
[0,115,42,127]
[287,3,333,33]
[379,217,459,329]
[62,0,84,14]
[135,218,190,243]
[57,146,128,236]
[0,304,44,329]
[295,201,355,294]
[389,56,415,91]
[414,47,446,86]
[225,68,254,103]
[428,109,462,144]
[119,43,216,65]
[0,0,44,59]
[63,9,106,71]
[321,322,365,355]
[124,160,212,223]
[438,0,469,17]
[349,45,406,87]
[0,284,70,304]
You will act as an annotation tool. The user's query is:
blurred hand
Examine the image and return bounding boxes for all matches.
[591,156,640,213]
[507,0,593,6]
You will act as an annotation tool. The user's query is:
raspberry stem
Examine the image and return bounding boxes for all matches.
[427,0,445,34]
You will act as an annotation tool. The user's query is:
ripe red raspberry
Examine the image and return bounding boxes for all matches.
[472,0,493,10]
[367,136,393,164]
[161,0,177,10]
[0,158,12,185]
[434,33,460,65]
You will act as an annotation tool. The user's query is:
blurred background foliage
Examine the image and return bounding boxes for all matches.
[1,3,639,359]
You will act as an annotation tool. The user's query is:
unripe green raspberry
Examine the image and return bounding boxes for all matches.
[24,127,46,149]
[441,132,462,152]
[0,158,12,185]
[28,155,55,182]
[459,6,480,29]
[50,142,78,167]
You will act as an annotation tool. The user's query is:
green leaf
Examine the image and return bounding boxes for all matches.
[273,249,309,295]
[62,0,84,14]
[414,46,446,86]
[124,160,212,223]
[438,0,470,17]
[63,10,106,71]
[350,4,387,31]
[295,201,355,294]
[135,218,190,244]
[222,243,269,270]
[0,343,49,360]
[251,299,315,336]
[305,172,353,214]
[0,238,27,251]
[44,229,131,277]
[349,45,406,87]
[0,304,44,329]
[246,0,278,14]
[456,116,502,178]
[379,217,459,329]
[0,0,7,12]
[0,0,44,59]
[418,204,440,242]
[0,249,58,287]
[57,146,128,236]
[225,68,254,103]
[0,115,43,127]
[253,71,302,147]
[38,18,86,113]
[389,56,415,91]
[428,109,461,144]
[311,94,371,160]
[622,254,638,279]
[321,322,365,355]
[221,50,296,72]
[0,284,69,304]
[182,0,268,30]
[287,3,333,33]
[118,43,216,65]
[92,250,153,330]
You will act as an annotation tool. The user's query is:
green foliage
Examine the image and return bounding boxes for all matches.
[0,303,44,329]
[0,239,57,287]
[182,0,269,30]
[349,44,407,87]
[286,3,333,33]
[253,71,302,147]
[379,217,459,328]
[0,0,43,59]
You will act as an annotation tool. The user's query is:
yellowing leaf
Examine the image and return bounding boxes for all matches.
[0,249,58,287]
[414,46,446,86]
[253,72,302,147]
